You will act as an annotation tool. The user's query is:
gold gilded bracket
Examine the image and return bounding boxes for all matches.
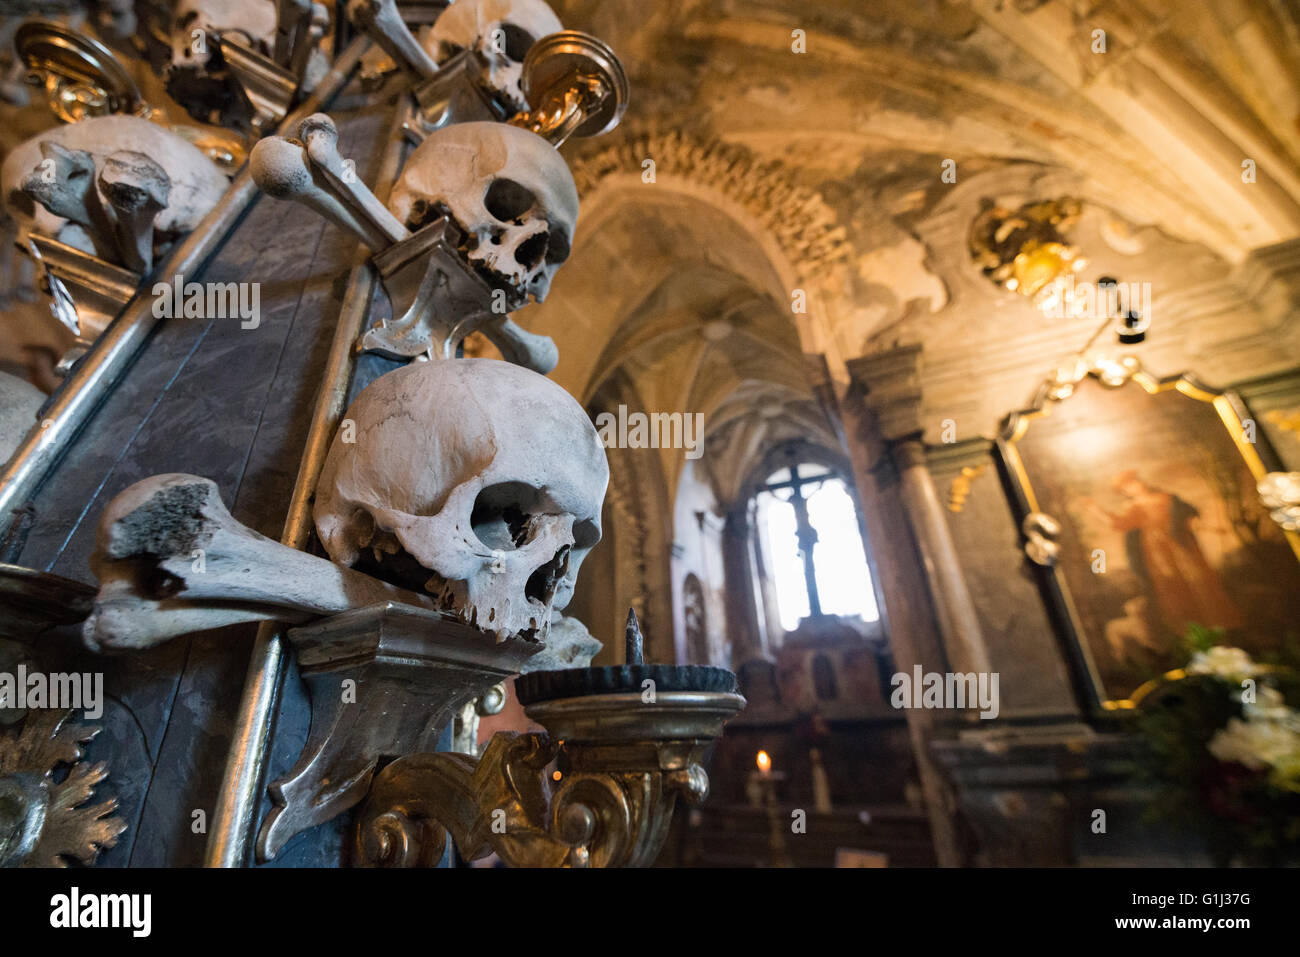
[356,690,744,868]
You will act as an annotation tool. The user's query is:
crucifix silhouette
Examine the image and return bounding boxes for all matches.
[763,465,829,618]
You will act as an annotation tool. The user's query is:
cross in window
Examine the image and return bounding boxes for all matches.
[760,464,830,618]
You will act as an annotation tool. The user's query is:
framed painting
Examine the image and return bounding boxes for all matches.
[996,358,1300,713]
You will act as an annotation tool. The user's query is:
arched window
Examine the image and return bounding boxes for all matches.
[754,462,879,633]
[682,573,709,664]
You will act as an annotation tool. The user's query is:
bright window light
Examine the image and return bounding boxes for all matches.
[806,479,879,622]
[757,491,808,631]
[756,469,878,633]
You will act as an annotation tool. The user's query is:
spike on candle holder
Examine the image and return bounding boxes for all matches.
[625,606,643,665]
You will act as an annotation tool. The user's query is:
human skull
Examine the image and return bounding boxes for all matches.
[313,359,608,642]
[164,0,283,123]
[168,0,277,73]
[424,0,562,114]
[1,114,228,251]
[388,121,577,306]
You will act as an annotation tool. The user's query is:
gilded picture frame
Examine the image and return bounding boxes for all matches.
[996,358,1300,714]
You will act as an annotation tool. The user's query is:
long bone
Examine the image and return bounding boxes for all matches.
[98,151,170,275]
[346,0,440,81]
[21,143,120,264]
[299,114,409,247]
[255,113,556,371]
[84,473,441,653]
[250,134,396,251]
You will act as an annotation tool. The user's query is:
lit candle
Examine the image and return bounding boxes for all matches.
[756,750,772,776]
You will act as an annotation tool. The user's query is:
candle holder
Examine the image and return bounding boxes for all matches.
[16,20,143,123]
[743,751,791,867]
[355,610,745,867]
[404,30,630,146]
[510,31,629,147]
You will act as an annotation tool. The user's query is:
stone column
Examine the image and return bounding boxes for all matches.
[847,344,991,677]
[722,503,780,707]
[829,347,963,867]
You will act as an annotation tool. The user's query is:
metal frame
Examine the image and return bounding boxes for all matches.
[203,73,412,868]
[0,38,371,542]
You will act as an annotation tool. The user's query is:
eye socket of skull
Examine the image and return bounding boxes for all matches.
[573,518,600,550]
[483,178,536,223]
[470,481,543,550]
[544,226,570,265]
[487,23,536,62]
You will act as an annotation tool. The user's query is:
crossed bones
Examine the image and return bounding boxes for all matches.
[85,472,597,674]
[250,112,557,371]
[347,0,440,81]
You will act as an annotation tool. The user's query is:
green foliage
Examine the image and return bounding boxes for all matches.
[1179,624,1224,659]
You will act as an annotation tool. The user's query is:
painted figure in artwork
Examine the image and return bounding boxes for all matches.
[1082,470,1242,652]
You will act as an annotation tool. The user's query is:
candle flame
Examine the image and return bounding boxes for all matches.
[756,750,771,773]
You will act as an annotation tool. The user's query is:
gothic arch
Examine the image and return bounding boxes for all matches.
[565,370,676,664]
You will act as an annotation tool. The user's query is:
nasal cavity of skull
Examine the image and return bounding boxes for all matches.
[526,543,569,606]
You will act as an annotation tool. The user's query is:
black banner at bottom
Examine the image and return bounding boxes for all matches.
[0,865,1282,944]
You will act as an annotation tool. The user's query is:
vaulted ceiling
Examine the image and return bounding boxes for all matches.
[516,0,1300,514]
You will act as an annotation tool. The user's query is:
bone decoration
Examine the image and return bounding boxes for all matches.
[346,0,441,81]
[425,0,563,114]
[20,143,120,264]
[250,125,404,251]
[84,473,443,652]
[2,114,228,267]
[164,0,332,125]
[313,358,610,643]
[389,120,578,307]
[251,114,565,369]
[98,152,172,275]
